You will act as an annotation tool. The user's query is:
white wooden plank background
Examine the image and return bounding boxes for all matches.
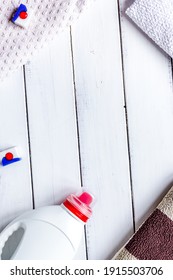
[119,0,173,229]
[0,0,173,260]
[71,0,133,260]
[0,70,32,232]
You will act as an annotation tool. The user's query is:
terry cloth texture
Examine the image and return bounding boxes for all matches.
[0,0,94,81]
[126,0,173,58]
[114,187,173,260]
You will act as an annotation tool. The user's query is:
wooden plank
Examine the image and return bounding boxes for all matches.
[71,0,134,259]
[24,31,86,259]
[119,0,173,228]
[0,69,33,232]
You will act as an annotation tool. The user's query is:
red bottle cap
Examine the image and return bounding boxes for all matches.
[63,192,93,223]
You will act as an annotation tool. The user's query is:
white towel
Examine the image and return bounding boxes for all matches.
[0,0,94,81]
[126,0,173,58]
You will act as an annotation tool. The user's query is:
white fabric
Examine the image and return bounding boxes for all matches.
[0,0,93,80]
[126,0,173,58]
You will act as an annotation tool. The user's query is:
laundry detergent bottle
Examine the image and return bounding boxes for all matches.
[0,192,93,260]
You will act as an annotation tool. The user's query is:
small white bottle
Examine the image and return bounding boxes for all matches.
[0,192,93,260]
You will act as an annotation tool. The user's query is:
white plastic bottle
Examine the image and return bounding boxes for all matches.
[0,192,93,260]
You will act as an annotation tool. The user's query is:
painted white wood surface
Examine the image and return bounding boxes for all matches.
[119,0,173,228]
[0,70,32,232]
[71,0,134,259]
[24,31,86,259]
[0,0,173,260]
[24,32,81,207]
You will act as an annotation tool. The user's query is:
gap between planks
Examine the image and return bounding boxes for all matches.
[70,27,89,260]
[117,0,136,233]
[23,65,35,210]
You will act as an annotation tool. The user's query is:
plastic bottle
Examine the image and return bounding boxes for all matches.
[0,192,93,260]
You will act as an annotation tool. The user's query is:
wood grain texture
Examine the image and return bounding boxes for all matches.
[71,0,134,259]
[0,69,32,232]
[24,31,86,259]
[24,32,81,207]
[119,0,173,228]
[1,0,173,260]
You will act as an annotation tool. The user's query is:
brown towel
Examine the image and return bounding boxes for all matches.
[114,187,173,260]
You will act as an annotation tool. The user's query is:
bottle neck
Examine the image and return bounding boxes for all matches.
[61,204,86,224]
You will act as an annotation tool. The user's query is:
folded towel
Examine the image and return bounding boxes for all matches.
[0,0,93,81]
[114,186,173,260]
[126,0,173,58]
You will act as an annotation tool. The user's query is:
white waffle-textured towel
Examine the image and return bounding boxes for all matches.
[126,0,173,58]
[0,0,94,80]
